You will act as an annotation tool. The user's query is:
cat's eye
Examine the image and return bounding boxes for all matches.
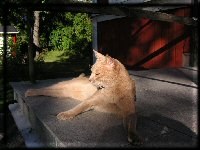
[95,73,100,75]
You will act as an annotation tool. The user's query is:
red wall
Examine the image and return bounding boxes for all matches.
[97,7,191,69]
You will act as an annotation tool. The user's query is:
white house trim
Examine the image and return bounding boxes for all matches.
[0,32,19,34]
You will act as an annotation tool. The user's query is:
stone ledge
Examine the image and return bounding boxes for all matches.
[10,79,132,148]
[10,68,198,147]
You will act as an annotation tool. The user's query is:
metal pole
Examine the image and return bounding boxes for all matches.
[2,3,8,145]
[27,10,36,83]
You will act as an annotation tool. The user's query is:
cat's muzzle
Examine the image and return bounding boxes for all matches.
[97,86,104,90]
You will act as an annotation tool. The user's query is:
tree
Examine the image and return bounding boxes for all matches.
[49,12,92,59]
[33,11,40,48]
[33,11,41,60]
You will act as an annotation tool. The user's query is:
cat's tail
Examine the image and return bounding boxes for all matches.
[123,113,143,146]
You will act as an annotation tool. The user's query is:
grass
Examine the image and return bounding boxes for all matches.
[43,50,70,62]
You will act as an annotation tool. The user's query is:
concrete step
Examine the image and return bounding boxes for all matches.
[8,103,44,148]
[177,67,198,85]
[10,78,132,148]
[10,68,198,147]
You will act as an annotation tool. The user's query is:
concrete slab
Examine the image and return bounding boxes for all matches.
[136,115,197,147]
[129,68,198,138]
[8,103,44,147]
[10,68,198,148]
[178,67,198,84]
[142,129,197,147]
[10,79,131,147]
[129,68,197,87]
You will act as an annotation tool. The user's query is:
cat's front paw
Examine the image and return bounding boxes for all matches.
[57,111,74,120]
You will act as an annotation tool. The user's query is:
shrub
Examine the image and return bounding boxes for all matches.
[49,12,92,59]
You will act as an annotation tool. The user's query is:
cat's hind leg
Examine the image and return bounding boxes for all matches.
[25,88,68,98]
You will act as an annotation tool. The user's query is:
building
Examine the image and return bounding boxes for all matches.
[0,25,19,57]
[92,0,196,69]
[0,25,19,46]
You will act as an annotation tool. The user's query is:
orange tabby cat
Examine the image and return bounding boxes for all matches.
[25,50,142,145]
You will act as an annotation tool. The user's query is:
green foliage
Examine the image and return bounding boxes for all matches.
[6,37,27,64]
[49,12,92,59]
[0,6,93,64]
[43,50,69,62]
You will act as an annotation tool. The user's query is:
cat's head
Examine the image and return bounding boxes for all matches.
[89,50,120,88]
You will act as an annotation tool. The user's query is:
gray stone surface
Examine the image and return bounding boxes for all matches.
[10,79,130,147]
[129,68,198,147]
[10,68,198,148]
[178,67,198,84]
[129,68,198,136]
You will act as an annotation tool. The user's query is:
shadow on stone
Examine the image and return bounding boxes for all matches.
[96,124,128,147]
[137,114,197,147]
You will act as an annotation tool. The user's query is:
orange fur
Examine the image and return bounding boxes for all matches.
[25,50,142,145]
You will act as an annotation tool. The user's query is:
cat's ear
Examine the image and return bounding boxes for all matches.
[106,56,116,69]
[93,49,105,60]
